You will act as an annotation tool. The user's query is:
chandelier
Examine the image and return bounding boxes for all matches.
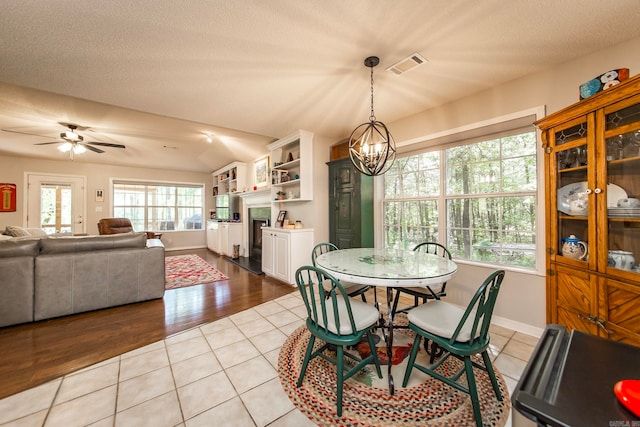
[349,56,396,176]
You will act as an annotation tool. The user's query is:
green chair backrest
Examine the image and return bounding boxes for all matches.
[311,242,339,267]
[414,242,452,259]
[295,265,359,337]
[448,269,505,347]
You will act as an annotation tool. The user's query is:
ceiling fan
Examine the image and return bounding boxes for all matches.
[2,122,126,159]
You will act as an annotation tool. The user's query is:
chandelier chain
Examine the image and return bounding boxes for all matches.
[369,65,376,122]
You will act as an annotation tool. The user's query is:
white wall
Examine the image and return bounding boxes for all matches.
[0,155,212,250]
[386,34,640,335]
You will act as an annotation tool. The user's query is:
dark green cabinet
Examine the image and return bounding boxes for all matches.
[328,158,373,248]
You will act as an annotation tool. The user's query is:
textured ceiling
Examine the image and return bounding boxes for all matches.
[1,0,640,172]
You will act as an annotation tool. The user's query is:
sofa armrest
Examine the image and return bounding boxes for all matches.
[146,238,164,249]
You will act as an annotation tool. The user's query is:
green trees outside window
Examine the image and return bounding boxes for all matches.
[383,131,537,269]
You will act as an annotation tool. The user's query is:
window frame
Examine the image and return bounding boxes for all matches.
[110,178,205,232]
[377,108,546,275]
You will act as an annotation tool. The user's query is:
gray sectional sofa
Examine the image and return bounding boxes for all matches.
[0,232,165,328]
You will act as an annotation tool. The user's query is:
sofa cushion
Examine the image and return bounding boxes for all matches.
[0,239,40,258]
[39,232,147,254]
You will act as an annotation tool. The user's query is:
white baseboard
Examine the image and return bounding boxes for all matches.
[491,314,545,338]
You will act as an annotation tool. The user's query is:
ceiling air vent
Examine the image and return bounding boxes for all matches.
[386,53,428,75]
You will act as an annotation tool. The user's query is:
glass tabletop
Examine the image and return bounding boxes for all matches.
[315,247,457,287]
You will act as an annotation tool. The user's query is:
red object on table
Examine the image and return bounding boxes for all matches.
[614,379,640,418]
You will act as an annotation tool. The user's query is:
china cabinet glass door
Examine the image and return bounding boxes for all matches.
[602,94,640,276]
[551,116,594,268]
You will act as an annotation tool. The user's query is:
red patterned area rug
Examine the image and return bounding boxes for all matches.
[278,319,511,426]
[165,254,228,290]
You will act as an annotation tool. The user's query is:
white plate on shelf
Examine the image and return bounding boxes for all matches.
[608,207,640,217]
[607,183,628,207]
[557,182,627,215]
[557,182,588,215]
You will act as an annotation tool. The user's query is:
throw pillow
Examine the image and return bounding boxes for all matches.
[25,228,48,237]
[5,226,31,237]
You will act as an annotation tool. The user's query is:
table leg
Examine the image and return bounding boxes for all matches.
[385,287,395,395]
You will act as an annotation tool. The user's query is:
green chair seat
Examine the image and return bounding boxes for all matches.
[407,300,480,343]
[310,295,379,335]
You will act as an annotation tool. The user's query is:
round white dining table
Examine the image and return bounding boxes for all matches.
[315,247,457,394]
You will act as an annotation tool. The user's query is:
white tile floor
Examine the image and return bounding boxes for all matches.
[0,292,539,427]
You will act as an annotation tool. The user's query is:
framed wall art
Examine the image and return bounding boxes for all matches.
[0,183,17,212]
[277,210,287,227]
[254,156,269,188]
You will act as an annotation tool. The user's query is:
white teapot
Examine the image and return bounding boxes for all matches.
[561,235,588,260]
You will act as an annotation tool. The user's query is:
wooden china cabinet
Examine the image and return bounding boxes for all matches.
[536,73,640,347]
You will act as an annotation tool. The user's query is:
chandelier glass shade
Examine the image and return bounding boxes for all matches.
[349,56,396,176]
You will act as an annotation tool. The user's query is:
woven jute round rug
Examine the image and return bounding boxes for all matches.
[278,322,511,426]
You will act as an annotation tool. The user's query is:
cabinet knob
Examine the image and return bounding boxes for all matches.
[585,188,593,194]
[593,188,602,194]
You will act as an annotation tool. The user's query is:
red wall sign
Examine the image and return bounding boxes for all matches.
[0,183,17,212]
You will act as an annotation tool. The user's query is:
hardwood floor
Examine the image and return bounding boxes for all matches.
[0,248,295,400]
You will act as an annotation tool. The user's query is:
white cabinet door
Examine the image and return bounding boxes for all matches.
[261,227,314,285]
[273,231,290,283]
[206,221,219,252]
[262,229,274,275]
[220,224,228,256]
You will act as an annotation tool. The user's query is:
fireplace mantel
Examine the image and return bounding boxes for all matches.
[239,188,271,206]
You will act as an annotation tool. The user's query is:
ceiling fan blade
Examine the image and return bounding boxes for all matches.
[2,129,54,139]
[34,141,60,146]
[83,144,105,154]
[86,141,126,149]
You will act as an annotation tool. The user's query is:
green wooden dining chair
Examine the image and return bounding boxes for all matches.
[391,242,452,315]
[295,265,382,417]
[311,242,371,302]
[402,269,506,427]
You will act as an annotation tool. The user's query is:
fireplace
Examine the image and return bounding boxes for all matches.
[235,194,271,274]
[250,218,268,261]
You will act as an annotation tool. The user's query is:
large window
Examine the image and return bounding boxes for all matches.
[383,130,538,269]
[113,181,204,231]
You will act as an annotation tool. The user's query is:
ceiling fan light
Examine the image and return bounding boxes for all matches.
[58,142,73,153]
[73,144,86,154]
